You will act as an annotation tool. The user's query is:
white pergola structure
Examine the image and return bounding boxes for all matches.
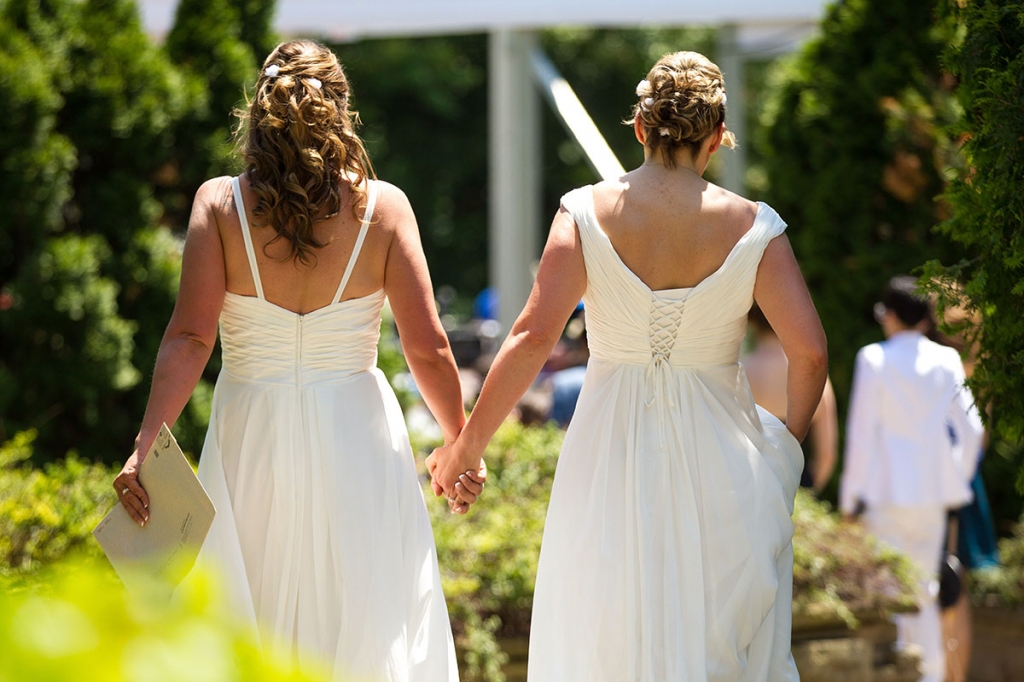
[141,0,827,334]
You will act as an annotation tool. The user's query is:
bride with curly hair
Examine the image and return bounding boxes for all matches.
[113,39,481,680]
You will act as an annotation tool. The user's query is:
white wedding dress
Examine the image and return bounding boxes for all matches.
[527,187,804,681]
[193,177,459,681]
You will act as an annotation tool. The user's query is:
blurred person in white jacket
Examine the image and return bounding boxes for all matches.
[841,275,984,682]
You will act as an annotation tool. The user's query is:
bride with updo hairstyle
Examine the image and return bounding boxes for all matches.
[428,50,826,680]
[631,50,736,165]
[114,39,477,680]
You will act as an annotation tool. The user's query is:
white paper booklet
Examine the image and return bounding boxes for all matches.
[93,424,215,594]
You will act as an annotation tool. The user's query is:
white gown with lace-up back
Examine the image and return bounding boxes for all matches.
[526,187,803,681]
[193,177,459,681]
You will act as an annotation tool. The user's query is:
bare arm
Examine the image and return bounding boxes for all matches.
[114,178,228,525]
[808,375,838,491]
[381,184,465,445]
[428,207,587,495]
[753,234,827,441]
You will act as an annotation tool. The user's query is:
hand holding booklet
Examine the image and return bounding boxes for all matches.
[93,424,216,595]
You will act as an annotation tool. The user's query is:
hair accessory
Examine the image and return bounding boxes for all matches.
[265,64,280,78]
[636,79,650,97]
[721,92,728,106]
[306,78,322,90]
[659,127,671,137]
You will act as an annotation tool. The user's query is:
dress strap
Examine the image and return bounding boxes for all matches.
[333,180,379,303]
[231,176,265,300]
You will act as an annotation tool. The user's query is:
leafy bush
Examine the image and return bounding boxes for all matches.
[0,562,327,682]
[0,430,114,588]
[791,490,917,629]
[927,1,1024,452]
[422,421,563,681]
[971,515,1024,609]
[757,0,960,428]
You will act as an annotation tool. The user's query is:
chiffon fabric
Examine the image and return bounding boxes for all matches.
[527,187,803,682]
[193,177,459,681]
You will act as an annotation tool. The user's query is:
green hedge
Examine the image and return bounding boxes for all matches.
[927,2,1024,452]
[0,564,327,682]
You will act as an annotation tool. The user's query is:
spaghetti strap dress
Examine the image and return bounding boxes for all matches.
[193,177,459,681]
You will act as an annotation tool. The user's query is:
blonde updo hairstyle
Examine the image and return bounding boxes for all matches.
[236,40,375,265]
[629,51,736,167]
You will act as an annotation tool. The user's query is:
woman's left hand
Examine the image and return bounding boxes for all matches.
[113,449,151,527]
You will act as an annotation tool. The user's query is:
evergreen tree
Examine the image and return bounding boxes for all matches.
[757,0,960,411]
[929,2,1024,471]
[0,0,204,462]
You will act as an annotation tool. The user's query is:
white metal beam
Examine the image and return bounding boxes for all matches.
[489,30,541,337]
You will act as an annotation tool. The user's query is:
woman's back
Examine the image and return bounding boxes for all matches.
[218,175,393,314]
[590,172,758,292]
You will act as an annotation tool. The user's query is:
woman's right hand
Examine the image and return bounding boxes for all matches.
[113,448,150,527]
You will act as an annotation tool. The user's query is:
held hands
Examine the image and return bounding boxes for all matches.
[426,442,487,515]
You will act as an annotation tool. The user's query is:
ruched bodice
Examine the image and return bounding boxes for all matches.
[527,186,802,682]
[219,290,385,386]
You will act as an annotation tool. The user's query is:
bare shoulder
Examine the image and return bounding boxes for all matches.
[192,176,235,231]
[704,183,759,227]
[590,178,628,209]
[369,179,415,232]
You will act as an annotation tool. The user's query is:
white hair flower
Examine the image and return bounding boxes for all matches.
[265,64,280,78]
[721,92,728,106]
[306,78,322,90]
[636,79,650,97]
[643,97,654,109]
[659,127,671,137]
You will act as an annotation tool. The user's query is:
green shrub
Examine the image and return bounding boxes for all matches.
[971,515,1024,609]
[927,1,1024,454]
[0,430,114,587]
[757,0,960,439]
[791,490,918,629]
[423,421,563,681]
[0,562,327,682]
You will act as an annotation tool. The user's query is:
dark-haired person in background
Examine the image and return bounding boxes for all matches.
[840,275,984,682]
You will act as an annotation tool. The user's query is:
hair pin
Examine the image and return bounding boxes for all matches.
[265,64,280,78]
[306,78,322,90]
[636,79,650,97]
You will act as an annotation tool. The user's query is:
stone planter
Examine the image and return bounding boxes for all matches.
[792,608,922,682]
[967,603,1024,682]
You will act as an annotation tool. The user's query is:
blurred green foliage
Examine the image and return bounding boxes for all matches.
[791,490,917,629]
[0,0,273,463]
[757,0,960,416]
[924,2,1024,460]
[971,514,1024,608]
[0,429,113,588]
[0,563,328,682]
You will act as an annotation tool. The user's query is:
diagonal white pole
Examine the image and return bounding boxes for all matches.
[529,48,626,181]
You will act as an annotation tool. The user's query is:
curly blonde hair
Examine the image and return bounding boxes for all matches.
[628,51,737,167]
[235,40,375,265]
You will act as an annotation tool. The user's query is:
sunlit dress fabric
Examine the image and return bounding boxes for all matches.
[527,186,803,682]
[193,177,458,682]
